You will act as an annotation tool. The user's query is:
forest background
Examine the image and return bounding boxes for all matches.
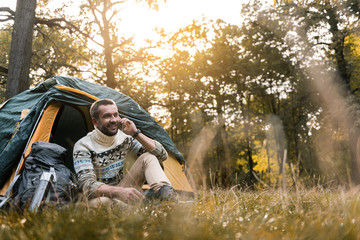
[1,0,360,191]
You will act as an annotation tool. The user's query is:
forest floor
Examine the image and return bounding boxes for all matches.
[1,188,360,239]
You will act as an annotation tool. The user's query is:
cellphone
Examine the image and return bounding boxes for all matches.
[118,122,124,131]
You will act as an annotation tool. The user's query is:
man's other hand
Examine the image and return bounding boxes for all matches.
[114,187,145,204]
[98,185,145,204]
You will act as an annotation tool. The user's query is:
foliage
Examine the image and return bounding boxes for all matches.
[1,189,360,239]
[0,25,11,102]
[152,0,360,189]
[154,3,315,188]
[73,0,164,90]
[0,1,92,87]
[2,0,360,188]
[31,24,90,81]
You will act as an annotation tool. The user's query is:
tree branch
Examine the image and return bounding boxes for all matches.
[315,41,331,46]
[0,7,15,22]
[34,17,104,48]
[53,62,80,71]
[0,7,15,16]
[114,56,145,68]
[111,36,134,52]
[87,0,105,35]
[0,66,8,75]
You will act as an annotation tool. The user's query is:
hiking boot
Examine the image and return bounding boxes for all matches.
[144,185,177,203]
[144,189,157,201]
[158,185,177,201]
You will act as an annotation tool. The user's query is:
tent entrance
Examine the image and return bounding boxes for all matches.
[51,104,93,172]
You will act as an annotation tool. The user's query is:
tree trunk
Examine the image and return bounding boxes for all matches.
[5,0,36,99]
[217,97,231,187]
[219,119,231,187]
[102,3,116,89]
[350,130,360,184]
[245,96,256,187]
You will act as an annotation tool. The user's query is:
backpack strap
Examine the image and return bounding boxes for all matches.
[28,167,56,212]
[0,174,20,208]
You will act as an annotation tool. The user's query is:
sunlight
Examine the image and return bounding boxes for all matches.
[118,0,246,46]
[2,0,251,47]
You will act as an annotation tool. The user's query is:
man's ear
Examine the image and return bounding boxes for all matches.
[92,117,98,127]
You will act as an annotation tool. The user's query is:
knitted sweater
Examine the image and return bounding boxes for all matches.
[73,127,168,197]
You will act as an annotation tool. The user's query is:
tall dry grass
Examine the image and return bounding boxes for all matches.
[1,188,360,239]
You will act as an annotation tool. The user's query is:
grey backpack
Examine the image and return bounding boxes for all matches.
[12,141,76,209]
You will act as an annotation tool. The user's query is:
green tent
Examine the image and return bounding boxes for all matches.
[0,76,193,195]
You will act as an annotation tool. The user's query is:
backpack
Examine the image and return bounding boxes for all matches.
[12,141,77,210]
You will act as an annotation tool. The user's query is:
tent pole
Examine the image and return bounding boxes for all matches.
[183,163,197,194]
[14,101,51,176]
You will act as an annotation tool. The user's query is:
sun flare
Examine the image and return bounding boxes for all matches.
[117,0,245,46]
[3,0,246,48]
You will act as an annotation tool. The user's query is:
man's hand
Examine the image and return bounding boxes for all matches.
[119,118,137,136]
[114,187,145,204]
[119,117,156,151]
[98,185,145,204]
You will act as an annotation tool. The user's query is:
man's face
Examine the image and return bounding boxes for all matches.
[92,104,120,136]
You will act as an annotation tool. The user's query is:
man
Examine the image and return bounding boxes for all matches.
[73,99,175,205]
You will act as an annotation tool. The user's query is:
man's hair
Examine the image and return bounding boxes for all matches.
[90,99,117,119]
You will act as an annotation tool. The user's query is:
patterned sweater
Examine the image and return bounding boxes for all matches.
[73,127,168,197]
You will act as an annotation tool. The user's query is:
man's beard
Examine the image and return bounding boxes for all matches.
[98,122,118,136]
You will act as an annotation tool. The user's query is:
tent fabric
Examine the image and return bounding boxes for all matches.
[16,102,63,176]
[0,76,185,189]
[23,102,62,159]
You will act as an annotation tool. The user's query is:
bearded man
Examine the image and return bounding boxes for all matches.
[73,99,175,205]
